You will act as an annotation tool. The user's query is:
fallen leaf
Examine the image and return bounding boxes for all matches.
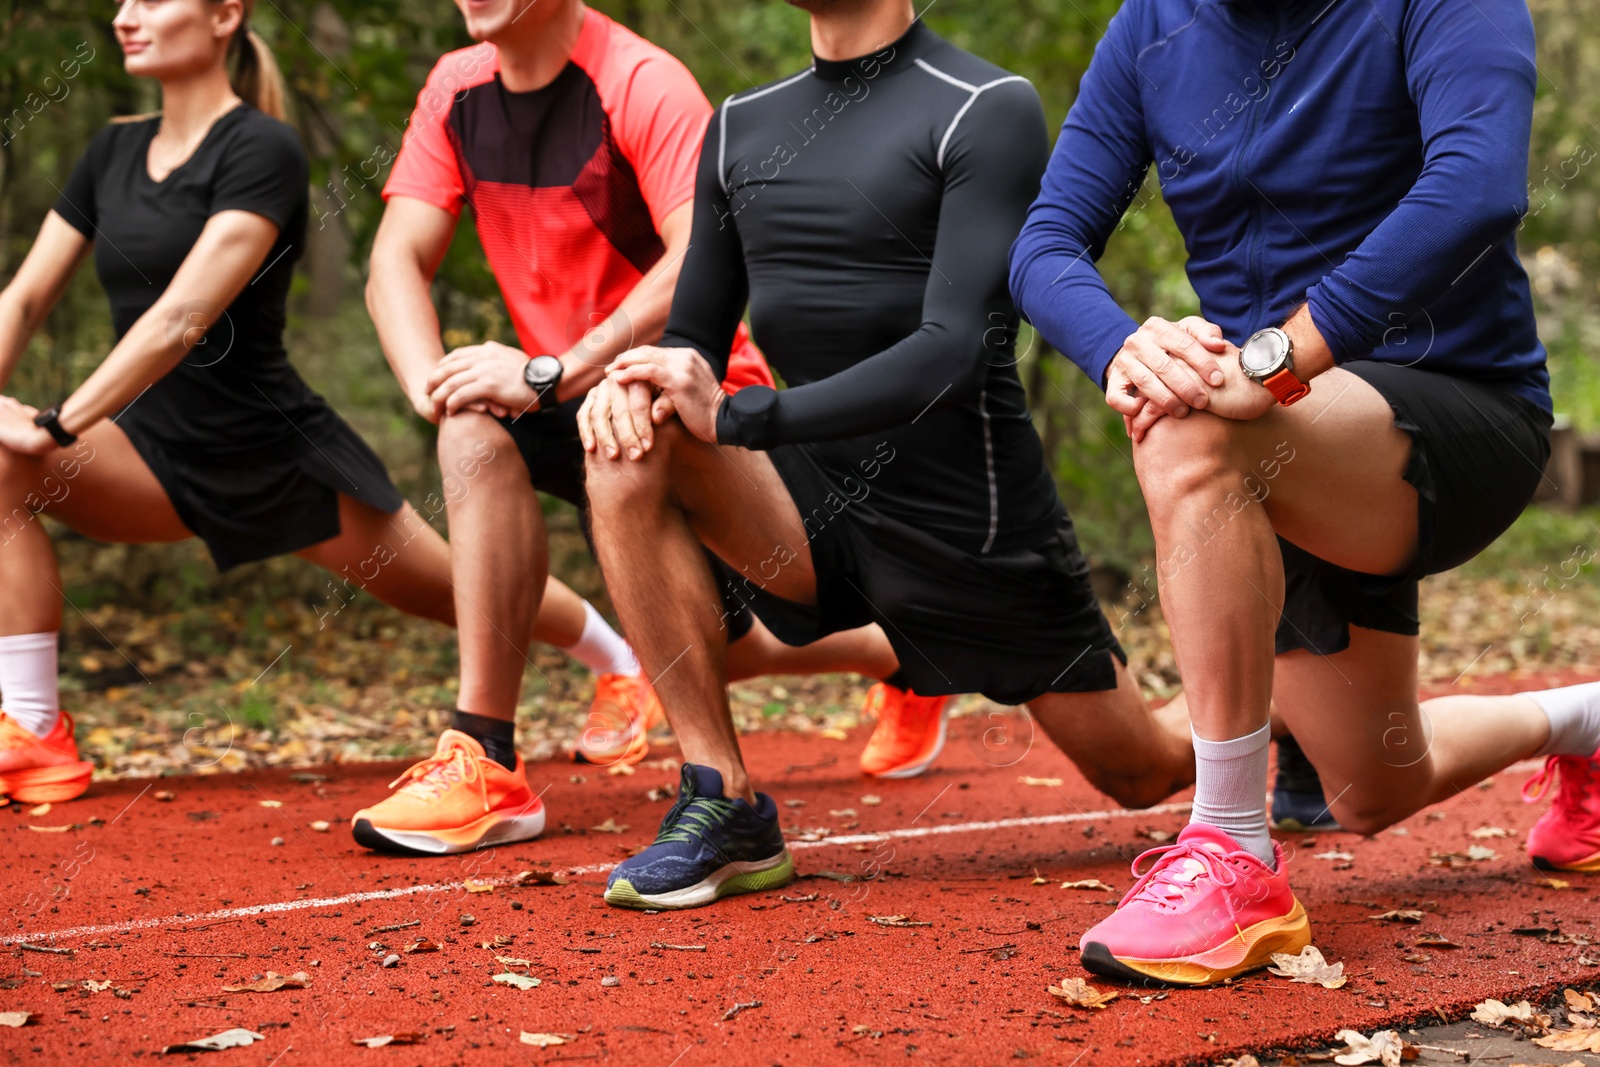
[1060,879,1117,893]
[0,1012,33,1027]
[829,808,857,818]
[1535,1030,1600,1053]
[309,821,330,832]
[1566,989,1597,1014]
[512,870,568,887]
[867,915,932,927]
[258,799,282,809]
[27,825,71,834]
[1370,909,1424,923]
[1225,1057,1261,1067]
[818,728,848,741]
[860,795,881,806]
[1470,825,1509,839]
[463,880,494,893]
[153,790,175,801]
[494,955,533,968]
[1314,850,1355,862]
[1268,945,1346,989]
[1466,844,1498,861]
[1030,870,1049,886]
[1415,933,1461,948]
[82,980,112,992]
[1543,877,1572,889]
[160,1028,266,1053]
[1047,976,1118,1009]
[1018,776,1063,787]
[590,818,628,834]
[402,938,439,954]
[1333,1028,1410,1066]
[607,763,635,776]
[492,973,540,990]
[27,804,50,817]
[1136,827,1175,843]
[352,1033,425,1048]
[221,971,311,993]
[1470,998,1550,1032]
[520,1032,567,1047]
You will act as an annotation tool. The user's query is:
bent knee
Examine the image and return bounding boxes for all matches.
[583,421,680,508]
[1326,788,1420,837]
[437,412,520,484]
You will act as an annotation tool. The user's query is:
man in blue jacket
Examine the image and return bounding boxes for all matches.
[1013,0,1600,986]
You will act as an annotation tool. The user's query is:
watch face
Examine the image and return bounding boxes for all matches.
[526,354,562,387]
[1240,330,1286,377]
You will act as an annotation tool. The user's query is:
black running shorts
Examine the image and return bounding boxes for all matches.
[1275,360,1553,656]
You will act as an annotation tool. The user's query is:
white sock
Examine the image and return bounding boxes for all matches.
[1524,682,1600,758]
[562,601,640,677]
[0,632,61,737]
[1189,722,1275,867]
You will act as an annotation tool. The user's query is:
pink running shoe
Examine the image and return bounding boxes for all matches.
[1523,754,1600,872]
[1079,823,1309,986]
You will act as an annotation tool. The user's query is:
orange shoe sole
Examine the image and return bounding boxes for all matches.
[351,802,546,856]
[0,760,93,803]
[1082,898,1311,986]
[1533,849,1600,873]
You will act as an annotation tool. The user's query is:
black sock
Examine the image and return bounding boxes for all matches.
[451,710,517,770]
[884,670,911,691]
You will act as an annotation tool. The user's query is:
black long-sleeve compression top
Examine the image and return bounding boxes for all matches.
[661,19,1063,555]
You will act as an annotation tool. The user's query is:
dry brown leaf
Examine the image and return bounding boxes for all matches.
[1047,976,1119,1009]
[1470,825,1509,839]
[860,795,881,806]
[1224,1057,1261,1067]
[512,869,569,887]
[1466,844,1498,861]
[1030,870,1049,886]
[1268,945,1346,989]
[160,1028,264,1053]
[492,973,540,990]
[1566,989,1597,1014]
[829,808,857,818]
[494,955,533,968]
[1060,879,1117,892]
[818,728,848,741]
[607,763,636,776]
[1415,933,1461,948]
[590,818,628,834]
[402,938,439,954]
[352,1033,425,1048]
[27,803,50,817]
[1333,1028,1409,1066]
[27,825,71,834]
[82,980,112,992]
[867,914,932,928]
[1136,827,1175,843]
[1370,909,1424,923]
[1314,850,1355,862]
[0,1012,33,1027]
[520,1032,567,1047]
[258,799,282,809]
[153,790,175,801]
[1535,1030,1600,1053]
[221,971,311,993]
[308,820,330,832]
[1543,877,1572,889]
[1470,999,1550,1032]
[1018,776,1063,787]
[463,880,494,893]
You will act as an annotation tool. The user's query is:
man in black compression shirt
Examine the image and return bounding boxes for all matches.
[578,0,1194,910]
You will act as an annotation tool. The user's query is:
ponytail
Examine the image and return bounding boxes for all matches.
[229,13,286,120]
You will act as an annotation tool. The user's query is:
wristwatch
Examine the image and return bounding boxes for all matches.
[522,354,564,409]
[33,405,77,447]
[1239,327,1309,406]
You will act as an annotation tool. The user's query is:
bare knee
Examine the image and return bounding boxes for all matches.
[584,418,683,514]
[437,412,521,494]
[1132,412,1242,519]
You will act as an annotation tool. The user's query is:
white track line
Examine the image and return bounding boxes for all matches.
[1,801,1191,947]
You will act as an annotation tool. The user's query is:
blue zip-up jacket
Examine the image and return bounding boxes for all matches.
[1009,0,1550,413]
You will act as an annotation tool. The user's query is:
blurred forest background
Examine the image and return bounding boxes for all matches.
[0,1,1597,771]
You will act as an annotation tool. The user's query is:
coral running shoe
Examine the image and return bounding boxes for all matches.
[351,730,545,855]
[1079,823,1310,986]
[0,711,92,803]
[858,683,952,778]
[1523,753,1600,872]
[574,673,665,768]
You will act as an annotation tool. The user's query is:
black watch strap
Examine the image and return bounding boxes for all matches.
[33,405,77,447]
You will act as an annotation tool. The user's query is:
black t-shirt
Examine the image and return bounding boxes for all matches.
[662,21,1064,555]
[54,104,334,462]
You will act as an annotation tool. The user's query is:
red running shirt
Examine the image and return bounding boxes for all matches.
[383,8,770,392]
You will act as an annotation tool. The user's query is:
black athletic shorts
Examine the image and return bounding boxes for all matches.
[496,399,587,508]
[715,443,1125,706]
[1275,360,1553,656]
[119,412,404,572]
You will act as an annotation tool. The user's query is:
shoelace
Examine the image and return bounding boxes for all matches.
[651,792,737,847]
[1522,756,1600,823]
[1121,840,1241,911]
[389,740,490,813]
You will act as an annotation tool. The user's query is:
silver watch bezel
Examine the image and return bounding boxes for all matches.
[1240,326,1293,382]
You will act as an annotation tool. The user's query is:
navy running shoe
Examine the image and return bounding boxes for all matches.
[1270,735,1340,832]
[605,763,793,909]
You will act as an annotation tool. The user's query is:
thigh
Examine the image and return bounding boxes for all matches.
[296,496,456,624]
[656,423,818,605]
[1224,366,1418,576]
[40,421,193,543]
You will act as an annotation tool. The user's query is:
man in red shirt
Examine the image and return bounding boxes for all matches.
[354,0,902,854]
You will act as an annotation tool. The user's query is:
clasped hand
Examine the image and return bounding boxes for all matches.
[1105,316,1274,442]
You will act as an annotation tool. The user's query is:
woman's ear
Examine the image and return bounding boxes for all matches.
[211,0,246,41]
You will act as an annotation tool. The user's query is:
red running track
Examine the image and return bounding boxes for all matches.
[2,669,1597,1066]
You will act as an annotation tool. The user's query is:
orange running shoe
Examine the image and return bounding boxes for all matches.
[351,730,545,855]
[858,683,952,778]
[0,711,92,803]
[574,673,665,768]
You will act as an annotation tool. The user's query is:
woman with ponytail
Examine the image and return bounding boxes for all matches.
[0,0,630,802]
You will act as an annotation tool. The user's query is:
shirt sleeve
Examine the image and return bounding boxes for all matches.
[1303,0,1536,364]
[210,115,309,230]
[1008,3,1152,390]
[52,126,114,238]
[382,55,474,218]
[713,78,1051,450]
[610,53,712,229]
[658,105,749,380]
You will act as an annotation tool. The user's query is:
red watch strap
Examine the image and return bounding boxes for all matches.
[1263,368,1309,406]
